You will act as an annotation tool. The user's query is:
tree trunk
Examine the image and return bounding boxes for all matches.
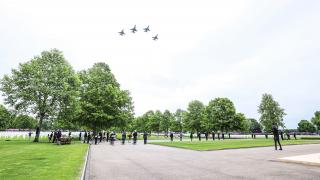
[33,116,43,142]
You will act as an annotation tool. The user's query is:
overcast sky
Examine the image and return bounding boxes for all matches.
[1,0,320,128]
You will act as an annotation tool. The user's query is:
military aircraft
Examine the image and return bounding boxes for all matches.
[130,25,137,33]
[152,34,158,41]
[118,29,125,36]
[143,26,150,32]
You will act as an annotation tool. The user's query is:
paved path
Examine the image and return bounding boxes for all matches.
[87,141,320,180]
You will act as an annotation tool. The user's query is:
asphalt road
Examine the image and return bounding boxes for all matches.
[87,141,320,180]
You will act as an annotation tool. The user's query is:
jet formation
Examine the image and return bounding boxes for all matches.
[118,25,158,41]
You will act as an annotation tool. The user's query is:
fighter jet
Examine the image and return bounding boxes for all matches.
[130,25,137,33]
[119,29,125,36]
[143,26,150,32]
[152,34,158,41]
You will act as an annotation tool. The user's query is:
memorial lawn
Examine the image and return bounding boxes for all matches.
[0,140,88,180]
[150,139,320,151]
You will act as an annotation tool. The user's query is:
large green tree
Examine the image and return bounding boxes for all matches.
[160,110,174,134]
[204,98,236,133]
[185,100,204,133]
[297,120,316,133]
[0,49,80,142]
[12,115,37,130]
[311,111,320,132]
[171,109,185,132]
[246,118,262,133]
[78,62,134,131]
[0,105,13,130]
[258,94,286,132]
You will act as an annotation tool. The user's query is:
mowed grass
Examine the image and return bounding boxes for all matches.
[0,140,88,180]
[150,138,320,151]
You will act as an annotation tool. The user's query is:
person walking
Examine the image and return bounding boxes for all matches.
[190,132,193,142]
[293,132,297,140]
[280,131,284,140]
[170,132,174,142]
[122,131,127,145]
[272,125,282,150]
[133,130,138,144]
[79,132,82,141]
[143,132,148,144]
[212,131,215,141]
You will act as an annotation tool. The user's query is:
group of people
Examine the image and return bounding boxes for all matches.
[79,130,146,145]
[47,130,65,143]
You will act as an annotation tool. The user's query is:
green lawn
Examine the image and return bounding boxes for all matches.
[150,139,320,151]
[0,140,88,180]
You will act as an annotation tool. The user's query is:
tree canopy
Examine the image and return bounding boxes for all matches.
[258,94,286,132]
[78,62,134,131]
[0,49,80,141]
[297,120,316,133]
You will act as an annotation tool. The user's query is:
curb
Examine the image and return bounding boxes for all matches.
[80,144,91,180]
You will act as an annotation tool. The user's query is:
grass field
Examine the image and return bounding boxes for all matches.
[0,140,88,180]
[150,139,320,151]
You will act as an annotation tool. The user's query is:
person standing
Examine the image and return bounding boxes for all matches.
[94,133,98,145]
[228,133,231,139]
[211,131,215,141]
[190,132,193,142]
[106,131,110,142]
[179,132,183,141]
[99,132,103,143]
[83,131,87,143]
[170,132,174,142]
[52,130,57,143]
[87,132,91,144]
[79,132,82,141]
[133,130,138,144]
[143,132,148,144]
[122,131,127,145]
[205,132,208,141]
[222,133,225,140]
[272,125,282,150]
[198,132,201,141]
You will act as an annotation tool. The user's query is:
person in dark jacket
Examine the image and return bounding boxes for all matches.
[133,130,138,144]
[228,133,231,139]
[52,130,57,143]
[212,131,215,141]
[222,133,225,140]
[205,132,208,141]
[87,132,91,144]
[79,132,82,141]
[122,131,127,145]
[99,132,103,143]
[83,131,87,143]
[190,132,193,142]
[198,132,201,141]
[143,132,148,144]
[106,131,110,142]
[293,132,297,140]
[170,132,174,141]
[272,125,282,150]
